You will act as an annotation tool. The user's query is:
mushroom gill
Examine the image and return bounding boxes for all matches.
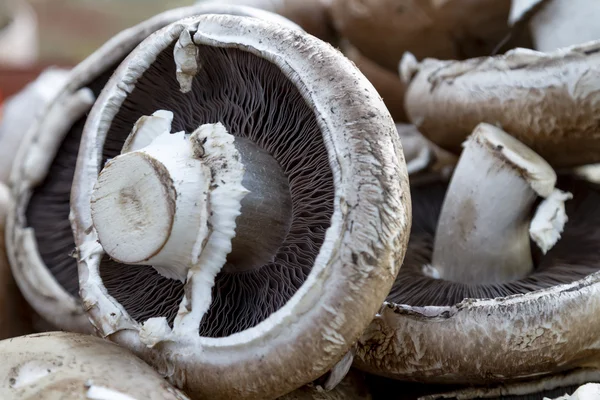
[97,44,333,336]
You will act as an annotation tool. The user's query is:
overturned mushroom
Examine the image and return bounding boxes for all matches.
[329,0,513,72]
[0,331,190,399]
[5,3,307,334]
[403,39,600,167]
[70,13,408,400]
[509,0,600,52]
[354,123,600,395]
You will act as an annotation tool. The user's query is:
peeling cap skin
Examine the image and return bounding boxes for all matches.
[353,125,600,391]
[0,331,190,400]
[510,0,600,53]
[329,0,513,72]
[70,13,409,400]
[340,40,407,122]
[206,0,337,43]
[4,3,309,334]
[403,39,600,168]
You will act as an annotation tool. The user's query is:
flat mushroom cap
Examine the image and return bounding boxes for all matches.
[4,3,305,333]
[71,14,409,400]
[0,331,190,400]
[354,177,600,385]
[329,0,512,72]
[403,40,600,167]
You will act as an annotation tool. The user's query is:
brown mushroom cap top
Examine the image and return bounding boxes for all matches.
[329,0,512,72]
[71,12,408,400]
[403,40,600,167]
[0,331,190,400]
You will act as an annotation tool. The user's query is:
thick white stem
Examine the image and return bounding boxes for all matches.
[432,123,570,284]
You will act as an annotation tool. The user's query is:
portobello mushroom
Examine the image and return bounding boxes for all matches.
[5,3,305,333]
[0,331,190,399]
[402,39,600,167]
[70,13,408,400]
[354,123,600,397]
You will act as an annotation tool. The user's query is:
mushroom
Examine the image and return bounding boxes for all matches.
[0,0,38,67]
[206,0,337,43]
[70,13,408,400]
[329,0,513,72]
[0,68,70,184]
[0,331,191,399]
[509,0,600,52]
[402,39,600,167]
[553,383,600,400]
[4,3,307,334]
[353,123,600,395]
[280,370,372,400]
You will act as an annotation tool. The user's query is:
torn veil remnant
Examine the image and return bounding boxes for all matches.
[0,331,190,400]
[70,13,408,400]
[402,39,600,168]
[354,123,600,396]
[4,3,309,334]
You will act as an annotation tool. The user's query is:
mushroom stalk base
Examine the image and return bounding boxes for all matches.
[432,123,567,285]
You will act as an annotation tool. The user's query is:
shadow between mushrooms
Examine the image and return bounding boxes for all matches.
[70,12,409,400]
[354,123,600,394]
[3,3,305,334]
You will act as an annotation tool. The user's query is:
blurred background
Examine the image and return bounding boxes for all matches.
[0,0,196,99]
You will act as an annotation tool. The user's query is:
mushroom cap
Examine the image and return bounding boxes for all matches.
[404,40,600,168]
[329,0,512,71]
[354,177,600,384]
[207,0,336,43]
[5,3,307,333]
[340,41,407,122]
[71,13,409,400]
[0,331,190,399]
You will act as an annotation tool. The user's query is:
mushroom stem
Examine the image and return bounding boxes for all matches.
[432,123,571,284]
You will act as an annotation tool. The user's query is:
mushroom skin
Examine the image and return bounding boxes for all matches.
[205,0,336,43]
[0,68,70,184]
[0,331,190,399]
[329,0,512,72]
[340,41,407,122]
[279,370,372,400]
[71,13,409,400]
[4,3,308,334]
[403,39,600,168]
[354,176,600,386]
[510,0,600,52]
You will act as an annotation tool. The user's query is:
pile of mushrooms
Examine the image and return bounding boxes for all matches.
[4,0,600,399]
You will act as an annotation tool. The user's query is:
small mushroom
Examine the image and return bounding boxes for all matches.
[403,39,600,167]
[5,3,308,333]
[354,123,600,394]
[0,331,190,399]
[509,0,600,52]
[329,0,513,72]
[0,0,37,67]
[70,13,408,400]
